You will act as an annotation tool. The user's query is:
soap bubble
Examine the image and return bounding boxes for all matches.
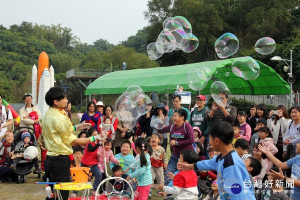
[172,16,192,34]
[157,30,176,53]
[182,33,199,53]
[115,86,151,129]
[255,37,276,55]
[163,17,173,28]
[187,67,212,91]
[225,72,230,77]
[147,42,164,60]
[170,28,189,49]
[215,33,239,58]
[210,81,232,107]
[153,118,164,130]
[125,85,143,93]
[232,56,260,80]
[164,20,184,32]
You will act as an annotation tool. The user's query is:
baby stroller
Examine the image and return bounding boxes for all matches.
[11,127,41,183]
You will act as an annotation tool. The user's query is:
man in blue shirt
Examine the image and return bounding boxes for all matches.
[168,95,190,123]
[178,122,256,199]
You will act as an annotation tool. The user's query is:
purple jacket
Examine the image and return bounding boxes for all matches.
[158,123,194,157]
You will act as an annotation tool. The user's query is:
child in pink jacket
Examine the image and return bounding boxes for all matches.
[97,138,119,180]
[258,127,278,168]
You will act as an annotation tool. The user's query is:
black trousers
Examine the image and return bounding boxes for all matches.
[44,155,71,200]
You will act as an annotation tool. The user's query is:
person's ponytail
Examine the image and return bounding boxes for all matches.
[135,137,148,167]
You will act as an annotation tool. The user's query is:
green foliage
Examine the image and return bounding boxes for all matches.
[80,107,87,113]
[71,105,78,113]
[0,22,156,102]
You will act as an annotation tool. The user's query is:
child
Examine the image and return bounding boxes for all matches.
[252,144,269,181]
[203,179,221,200]
[155,149,199,200]
[232,123,241,146]
[249,118,267,153]
[178,121,256,199]
[150,133,167,185]
[193,126,202,143]
[110,141,135,176]
[126,137,152,200]
[258,142,300,200]
[237,111,251,142]
[234,138,252,161]
[255,167,289,200]
[194,142,206,161]
[99,117,116,140]
[81,128,103,194]
[243,157,262,186]
[258,127,278,168]
[107,165,131,195]
[10,132,41,173]
[97,138,119,181]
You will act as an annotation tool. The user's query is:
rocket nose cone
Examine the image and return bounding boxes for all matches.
[38,52,49,64]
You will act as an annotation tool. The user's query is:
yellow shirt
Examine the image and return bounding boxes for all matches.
[43,107,77,156]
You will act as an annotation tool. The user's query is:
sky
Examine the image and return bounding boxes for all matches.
[0,0,149,44]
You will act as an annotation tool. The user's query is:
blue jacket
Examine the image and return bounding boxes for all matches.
[196,150,255,199]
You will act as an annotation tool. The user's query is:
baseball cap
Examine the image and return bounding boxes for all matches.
[196,95,206,101]
[23,93,32,100]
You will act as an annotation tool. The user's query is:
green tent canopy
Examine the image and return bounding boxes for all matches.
[85,58,290,95]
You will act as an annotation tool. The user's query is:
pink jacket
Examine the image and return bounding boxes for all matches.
[259,138,278,171]
[97,147,119,173]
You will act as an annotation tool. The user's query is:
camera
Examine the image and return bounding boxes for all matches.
[273,110,278,115]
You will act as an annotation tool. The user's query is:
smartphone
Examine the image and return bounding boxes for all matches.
[273,110,278,115]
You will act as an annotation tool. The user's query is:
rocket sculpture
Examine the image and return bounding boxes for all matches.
[32,52,55,117]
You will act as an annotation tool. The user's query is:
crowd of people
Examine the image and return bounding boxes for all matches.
[0,89,300,200]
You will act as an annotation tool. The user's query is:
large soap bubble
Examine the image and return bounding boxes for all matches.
[157,30,176,53]
[232,56,260,80]
[210,81,232,107]
[164,20,184,32]
[115,86,152,130]
[147,42,164,60]
[215,33,239,58]
[170,28,189,49]
[172,16,192,34]
[182,33,199,53]
[255,37,276,55]
[187,67,212,91]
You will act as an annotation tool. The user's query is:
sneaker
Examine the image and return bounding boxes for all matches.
[34,167,42,174]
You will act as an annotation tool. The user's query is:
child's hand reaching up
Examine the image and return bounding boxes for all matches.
[129,136,134,144]
[258,143,270,155]
[167,172,175,180]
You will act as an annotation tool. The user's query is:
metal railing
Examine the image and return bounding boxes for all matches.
[66,68,112,79]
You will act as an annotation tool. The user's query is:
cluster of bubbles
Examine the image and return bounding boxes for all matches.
[147,16,199,60]
[210,81,232,108]
[115,86,152,130]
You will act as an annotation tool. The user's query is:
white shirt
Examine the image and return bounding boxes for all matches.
[0,105,13,137]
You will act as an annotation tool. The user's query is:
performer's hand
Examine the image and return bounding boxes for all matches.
[94,134,105,141]
[76,122,91,130]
